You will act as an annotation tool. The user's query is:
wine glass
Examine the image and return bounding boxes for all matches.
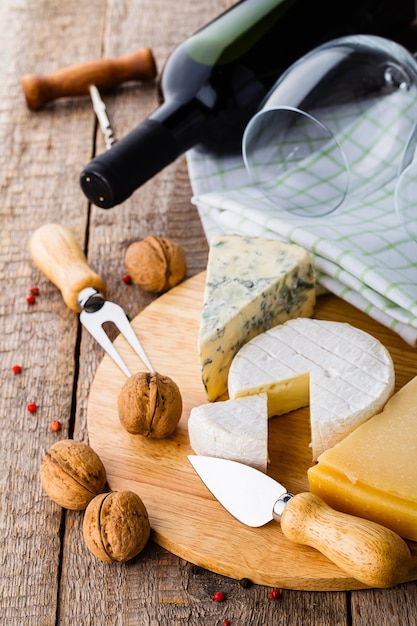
[395,124,417,241]
[242,35,417,227]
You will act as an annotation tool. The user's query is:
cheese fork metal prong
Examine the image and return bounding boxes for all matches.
[78,287,154,376]
[29,223,154,377]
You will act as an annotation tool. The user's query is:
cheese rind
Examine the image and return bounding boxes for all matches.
[308,376,417,541]
[198,234,315,401]
[228,318,395,460]
[188,394,268,472]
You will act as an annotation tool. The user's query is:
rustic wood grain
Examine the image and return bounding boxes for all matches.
[0,0,416,625]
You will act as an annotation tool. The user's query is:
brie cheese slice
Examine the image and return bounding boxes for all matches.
[188,394,268,472]
[228,318,395,460]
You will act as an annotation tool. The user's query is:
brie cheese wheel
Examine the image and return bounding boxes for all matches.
[188,394,268,472]
[228,318,395,460]
[199,234,315,401]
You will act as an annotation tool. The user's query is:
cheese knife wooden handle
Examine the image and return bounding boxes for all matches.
[21,47,157,110]
[29,223,106,312]
[278,492,411,588]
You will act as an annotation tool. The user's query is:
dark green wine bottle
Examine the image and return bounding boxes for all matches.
[80,0,415,208]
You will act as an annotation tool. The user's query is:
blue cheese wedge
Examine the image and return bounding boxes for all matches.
[199,234,315,401]
[228,318,395,460]
[188,394,268,472]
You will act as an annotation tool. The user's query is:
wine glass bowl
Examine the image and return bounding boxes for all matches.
[242,35,417,227]
[243,106,348,217]
[395,158,417,242]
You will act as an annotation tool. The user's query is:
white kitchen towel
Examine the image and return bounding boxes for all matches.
[187,142,417,347]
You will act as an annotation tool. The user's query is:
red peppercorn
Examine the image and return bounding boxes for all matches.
[29,286,40,295]
[213,591,225,602]
[122,274,132,284]
[269,588,281,600]
[12,364,22,374]
[49,420,62,432]
[27,402,37,413]
[26,294,36,305]
[223,621,231,626]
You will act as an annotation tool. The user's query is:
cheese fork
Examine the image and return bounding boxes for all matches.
[29,223,154,377]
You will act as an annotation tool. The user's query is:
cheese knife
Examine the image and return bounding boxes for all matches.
[188,455,411,588]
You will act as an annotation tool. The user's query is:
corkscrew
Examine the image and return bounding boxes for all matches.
[89,85,116,150]
[21,48,158,150]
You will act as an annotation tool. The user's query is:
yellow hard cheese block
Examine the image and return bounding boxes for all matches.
[308,376,417,541]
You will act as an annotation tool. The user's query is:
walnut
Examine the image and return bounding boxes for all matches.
[118,371,182,438]
[82,490,151,562]
[40,439,107,510]
[125,235,187,293]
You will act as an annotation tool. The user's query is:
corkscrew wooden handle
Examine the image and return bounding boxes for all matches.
[21,47,157,110]
[29,223,106,312]
[279,492,411,588]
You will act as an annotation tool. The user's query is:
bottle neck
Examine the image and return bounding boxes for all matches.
[149,99,208,152]
[80,99,207,209]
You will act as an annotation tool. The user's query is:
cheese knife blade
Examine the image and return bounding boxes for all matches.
[189,454,287,527]
[188,455,411,588]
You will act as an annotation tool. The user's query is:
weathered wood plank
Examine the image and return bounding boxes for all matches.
[59,1,347,623]
[0,1,107,625]
[351,583,417,626]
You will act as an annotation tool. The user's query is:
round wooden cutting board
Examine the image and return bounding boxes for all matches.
[87,272,417,591]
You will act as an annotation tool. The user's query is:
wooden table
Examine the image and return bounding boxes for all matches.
[1,1,417,624]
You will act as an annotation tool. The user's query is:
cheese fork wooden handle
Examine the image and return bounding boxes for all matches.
[21,47,157,110]
[29,223,106,312]
[278,492,411,588]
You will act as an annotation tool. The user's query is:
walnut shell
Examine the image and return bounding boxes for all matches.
[118,371,182,438]
[40,439,107,510]
[83,490,150,562]
[125,235,186,293]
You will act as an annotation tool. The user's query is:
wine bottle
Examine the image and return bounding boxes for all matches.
[80,0,415,208]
